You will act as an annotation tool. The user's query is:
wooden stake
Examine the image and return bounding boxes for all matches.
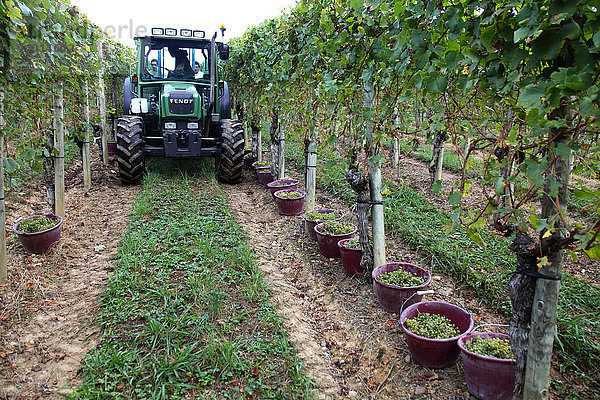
[363,80,385,268]
[269,110,279,178]
[53,82,65,217]
[305,138,317,215]
[392,106,400,170]
[97,42,108,164]
[277,122,285,180]
[243,102,250,149]
[257,121,262,162]
[369,166,386,268]
[435,142,445,181]
[83,82,92,189]
[523,125,571,400]
[0,89,7,284]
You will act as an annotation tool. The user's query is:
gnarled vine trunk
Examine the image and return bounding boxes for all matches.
[508,103,574,400]
[429,130,447,183]
[508,231,538,399]
[346,165,373,281]
[251,118,261,162]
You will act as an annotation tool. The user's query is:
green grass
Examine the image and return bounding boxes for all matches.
[396,136,599,224]
[284,137,600,387]
[73,160,312,399]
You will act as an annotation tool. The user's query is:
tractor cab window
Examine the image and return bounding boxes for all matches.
[141,41,210,82]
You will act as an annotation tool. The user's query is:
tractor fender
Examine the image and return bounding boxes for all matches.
[220,80,231,120]
[122,77,134,115]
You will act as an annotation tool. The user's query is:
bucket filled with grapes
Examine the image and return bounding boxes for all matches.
[372,262,431,314]
[400,301,474,368]
[458,331,516,400]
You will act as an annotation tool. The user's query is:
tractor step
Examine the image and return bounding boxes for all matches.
[144,145,218,157]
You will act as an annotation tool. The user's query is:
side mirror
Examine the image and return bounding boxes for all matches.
[219,44,229,61]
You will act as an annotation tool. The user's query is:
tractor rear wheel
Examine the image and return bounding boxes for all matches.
[216,119,245,183]
[116,115,145,184]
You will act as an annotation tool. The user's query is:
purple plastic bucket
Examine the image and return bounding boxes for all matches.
[303,208,343,240]
[257,169,274,187]
[400,301,474,368]
[314,222,357,258]
[337,238,363,276]
[458,332,516,400]
[372,263,431,314]
[274,189,306,216]
[13,213,63,254]
[107,142,117,155]
[267,178,299,198]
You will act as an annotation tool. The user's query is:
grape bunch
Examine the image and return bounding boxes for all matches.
[378,269,427,287]
[464,337,514,359]
[404,312,461,339]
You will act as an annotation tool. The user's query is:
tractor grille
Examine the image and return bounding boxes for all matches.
[168,89,194,115]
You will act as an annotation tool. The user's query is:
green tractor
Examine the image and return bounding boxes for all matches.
[118,27,244,184]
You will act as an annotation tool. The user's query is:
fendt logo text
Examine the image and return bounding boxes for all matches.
[170,99,193,104]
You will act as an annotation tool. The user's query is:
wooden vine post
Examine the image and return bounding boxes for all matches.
[97,41,108,164]
[0,89,6,284]
[392,106,400,174]
[523,109,572,400]
[82,82,92,189]
[304,129,317,214]
[251,117,262,162]
[277,121,285,180]
[53,81,65,217]
[242,102,250,149]
[364,80,386,268]
[269,110,280,178]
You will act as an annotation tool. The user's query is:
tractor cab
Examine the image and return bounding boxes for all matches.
[117,27,242,185]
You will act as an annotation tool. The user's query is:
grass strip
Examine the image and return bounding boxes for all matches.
[286,139,599,381]
[74,161,312,399]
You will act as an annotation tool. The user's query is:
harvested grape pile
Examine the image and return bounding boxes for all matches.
[15,215,59,233]
[378,269,427,288]
[464,337,514,360]
[404,312,461,339]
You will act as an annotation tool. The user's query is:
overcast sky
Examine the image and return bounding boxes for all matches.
[70,0,298,45]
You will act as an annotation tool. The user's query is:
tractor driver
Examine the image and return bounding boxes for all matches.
[149,59,161,78]
[194,61,204,79]
[168,46,194,79]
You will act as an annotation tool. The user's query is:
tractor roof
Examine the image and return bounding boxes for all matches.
[134,27,222,42]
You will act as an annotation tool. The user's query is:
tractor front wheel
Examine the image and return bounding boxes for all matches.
[216,119,245,183]
[116,115,145,184]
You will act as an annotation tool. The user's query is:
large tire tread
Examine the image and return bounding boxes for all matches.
[217,119,245,183]
[116,115,145,184]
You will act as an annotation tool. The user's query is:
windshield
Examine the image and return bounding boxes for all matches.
[141,40,210,82]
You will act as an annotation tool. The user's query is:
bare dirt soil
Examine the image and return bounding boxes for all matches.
[0,150,139,399]
[227,166,514,400]
[0,148,591,399]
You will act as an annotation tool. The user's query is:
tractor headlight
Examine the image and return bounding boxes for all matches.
[165,28,177,36]
[151,28,164,35]
[187,122,199,129]
[165,122,176,129]
[193,30,205,38]
[180,29,192,37]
